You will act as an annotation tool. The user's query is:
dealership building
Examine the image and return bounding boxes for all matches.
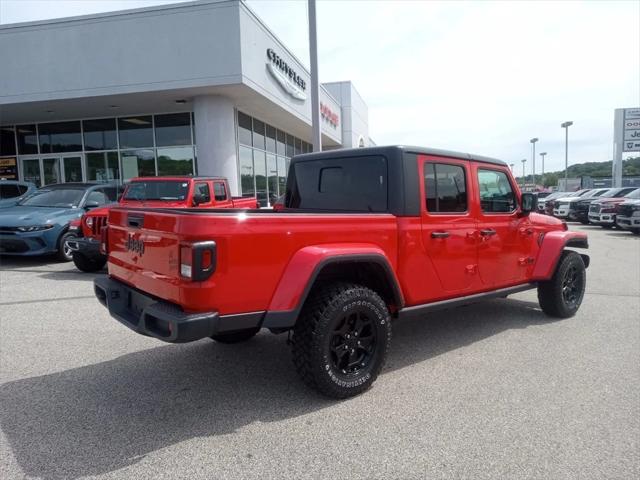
[0,0,371,206]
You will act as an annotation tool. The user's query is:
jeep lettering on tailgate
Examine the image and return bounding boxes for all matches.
[125,234,144,256]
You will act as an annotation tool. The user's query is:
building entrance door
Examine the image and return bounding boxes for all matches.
[20,154,84,186]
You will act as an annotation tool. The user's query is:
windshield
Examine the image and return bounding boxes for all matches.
[18,188,84,208]
[623,189,639,199]
[123,181,189,201]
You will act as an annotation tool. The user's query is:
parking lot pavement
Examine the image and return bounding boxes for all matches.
[0,224,638,480]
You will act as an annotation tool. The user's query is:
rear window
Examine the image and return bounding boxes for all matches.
[123,181,189,201]
[286,155,387,212]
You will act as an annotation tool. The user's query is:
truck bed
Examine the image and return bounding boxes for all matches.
[106,207,399,316]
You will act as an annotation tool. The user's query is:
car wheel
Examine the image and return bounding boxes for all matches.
[537,251,586,318]
[57,231,77,262]
[72,252,107,272]
[631,229,640,235]
[210,328,260,344]
[579,219,589,225]
[292,282,391,399]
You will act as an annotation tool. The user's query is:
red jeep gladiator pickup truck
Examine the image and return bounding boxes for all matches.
[68,176,257,272]
[94,146,589,398]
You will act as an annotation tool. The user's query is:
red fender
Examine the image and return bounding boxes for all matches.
[267,243,401,313]
[531,230,589,280]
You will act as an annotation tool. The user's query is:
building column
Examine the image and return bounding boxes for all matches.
[193,95,238,195]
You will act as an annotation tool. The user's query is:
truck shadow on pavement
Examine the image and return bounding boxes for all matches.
[0,255,105,279]
[0,297,551,479]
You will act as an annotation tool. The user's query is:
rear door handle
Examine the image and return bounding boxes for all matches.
[431,231,450,239]
[480,229,496,237]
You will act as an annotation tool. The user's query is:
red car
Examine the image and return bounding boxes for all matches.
[68,176,257,272]
[94,146,589,398]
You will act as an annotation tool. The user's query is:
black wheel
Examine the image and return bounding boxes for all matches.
[57,232,77,262]
[72,252,107,272]
[579,219,589,225]
[602,224,614,229]
[292,282,391,399]
[538,251,586,318]
[632,229,640,235]
[210,327,259,344]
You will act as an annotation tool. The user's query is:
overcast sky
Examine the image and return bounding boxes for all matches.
[1,0,638,172]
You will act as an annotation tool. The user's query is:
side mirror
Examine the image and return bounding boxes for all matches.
[192,193,205,206]
[84,200,100,210]
[520,193,538,215]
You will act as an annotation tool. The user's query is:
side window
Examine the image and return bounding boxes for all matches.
[0,184,21,199]
[424,162,468,213]
[213,182,227,201]
[85,189,109,206]
[195,183,211,202]
[102,187,118,202]
[477,169,516,213]
[17,185,29,195]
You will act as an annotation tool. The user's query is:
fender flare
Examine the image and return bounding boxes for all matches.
[262,244,403,330]
[531,231,589,280]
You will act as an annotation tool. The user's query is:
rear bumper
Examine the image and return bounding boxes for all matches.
[94,276,221,343]
[67,237,104,260]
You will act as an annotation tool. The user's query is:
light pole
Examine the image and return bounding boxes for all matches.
[521,159,527,188]
[308,0,321,151]
[509,163,515,173]
[530,137,538,187]
[561,121,573,189]
[539,152,547,186]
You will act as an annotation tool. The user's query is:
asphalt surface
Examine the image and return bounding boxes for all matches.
[0,224,638,480]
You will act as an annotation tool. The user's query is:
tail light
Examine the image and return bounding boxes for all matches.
[180,241,217,281]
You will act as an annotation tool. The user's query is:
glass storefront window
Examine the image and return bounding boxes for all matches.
[286,134,295,158]
[22,159,41,186]
[277,156,287,195]
[118,116,153,149]
[295,138,302,156]
[17,125,38,155]
[276,130,286,156]
[155,113,191,147]
[83,118,117,151]
[86,152,120,182]
[238,112,252,147]
[239,146,254,197]
[254,150,267,207]
[266,125,276,154]
[120,149,155,180]
[0,126,16,156]
[252,119,265,150]
[267,153,278,205]
[63,156,83,182]
[39,121,82,153]
[157,146,194,175]
[42,157,61,185]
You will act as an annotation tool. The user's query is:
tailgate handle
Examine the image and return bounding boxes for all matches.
[128,214,144,228]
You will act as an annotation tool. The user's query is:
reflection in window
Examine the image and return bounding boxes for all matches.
[214,182,227,201]
[239,146,255,197]
[266,125,276,153]
[118,116,153,149]
[276,130,286,156]
[254,150,267,207]
[277,156,287,195]
[238,112,252,146]
[86,152,119,182]
[120,149,155,180]
[16,125,38,155]
[22,158,41,186]
[477,169,515,213]
[42,158,61,185]
[83,118,117,151]
[157,147,194,175]
[63,157,83,182]
[267,153,278,205]
[39,121,82,153]
[252,119,265,150]
[155,113,191,146]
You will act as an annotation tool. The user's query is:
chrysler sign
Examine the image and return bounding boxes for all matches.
[266,48,307,101]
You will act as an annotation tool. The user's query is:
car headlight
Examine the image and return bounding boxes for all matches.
[85,216,93,228]
[17,225,55,232]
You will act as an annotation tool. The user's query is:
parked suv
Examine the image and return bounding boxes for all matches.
[569,188,614,224]
[553,189,607,219]
[614,189,640,233]
[94,146,588,398]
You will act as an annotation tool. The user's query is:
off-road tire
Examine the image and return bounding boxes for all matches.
[72,252,107,272]
[57,232,77,262]
[292,282,391,399]
[210,328,260,344]
[538,251,586,318]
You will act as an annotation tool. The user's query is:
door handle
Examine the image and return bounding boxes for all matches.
[480,229,496,237]
[519,227,534,235]
[431,231,450,239]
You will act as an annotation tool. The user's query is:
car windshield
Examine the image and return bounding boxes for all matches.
[623,189,639,199]
[123,181,189,201]
[18,188,84,207]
